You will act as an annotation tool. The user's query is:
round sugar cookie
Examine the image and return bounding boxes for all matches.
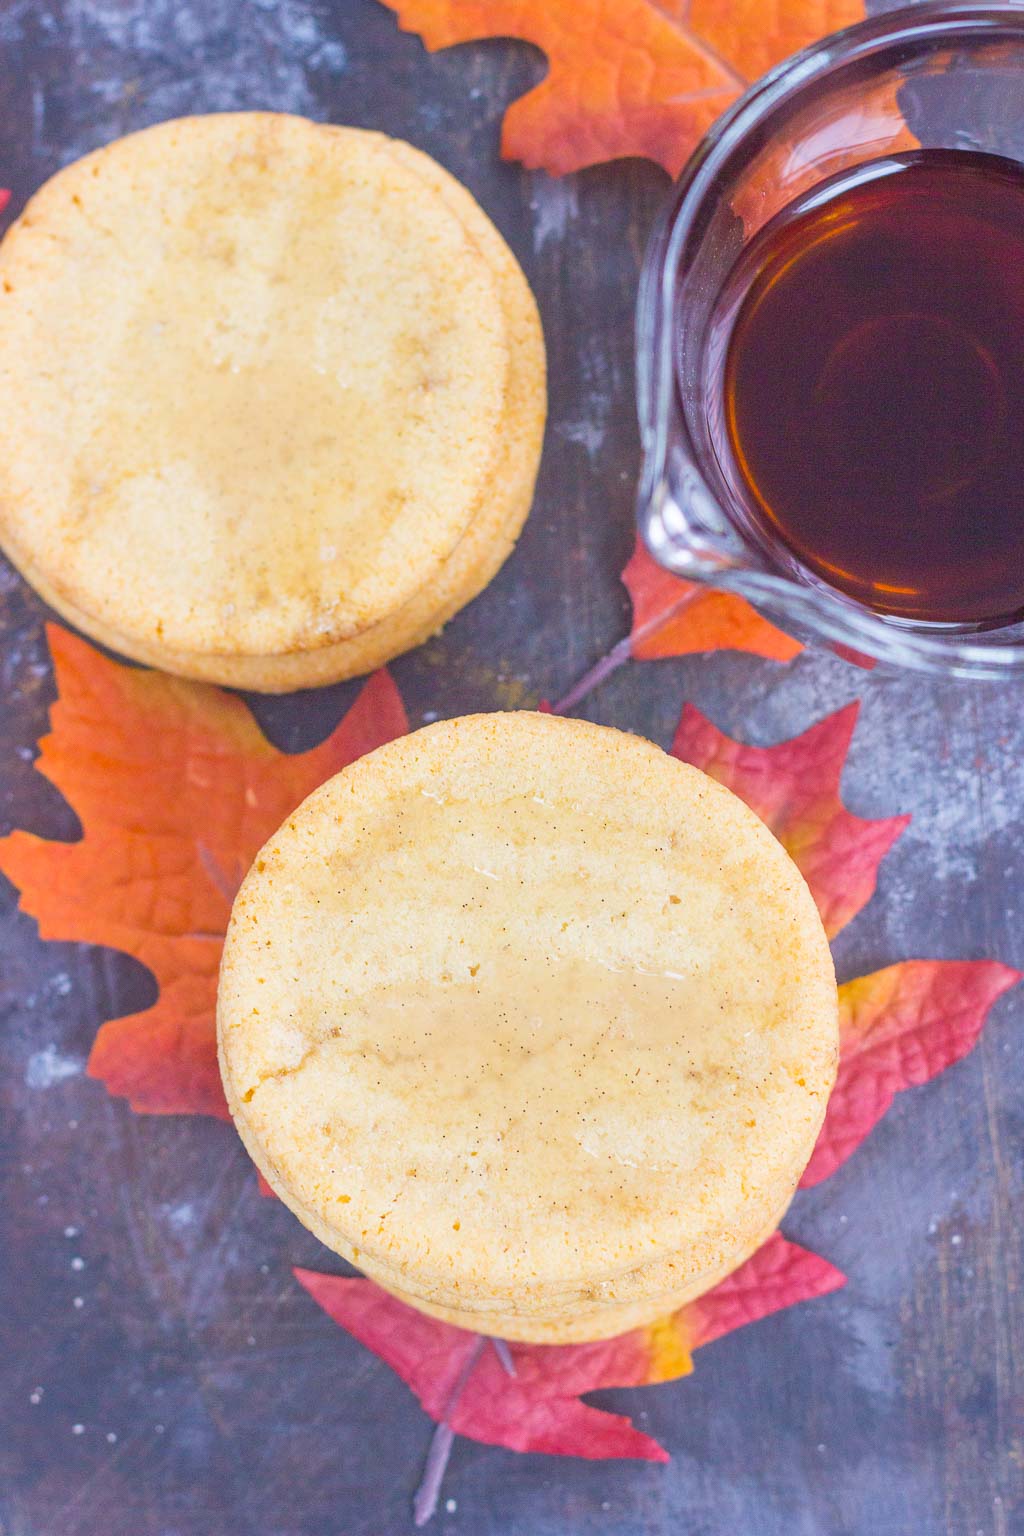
[218,712,838,1343]
[0,114,545,689]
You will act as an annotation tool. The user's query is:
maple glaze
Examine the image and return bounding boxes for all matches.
[713,149,1024,627]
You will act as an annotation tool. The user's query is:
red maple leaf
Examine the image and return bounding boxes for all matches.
[803,959,1021,1186]
[295,1232,843,1464]
[670,699,909,939]
[664,701,1020,1181]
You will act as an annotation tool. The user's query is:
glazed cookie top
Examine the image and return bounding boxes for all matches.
[0,114,515,657]
[219,712,838,1305]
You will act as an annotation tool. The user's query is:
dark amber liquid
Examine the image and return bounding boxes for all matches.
[717,150,1024,626]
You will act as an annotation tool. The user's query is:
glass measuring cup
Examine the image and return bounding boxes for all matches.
[637,3,1024,677]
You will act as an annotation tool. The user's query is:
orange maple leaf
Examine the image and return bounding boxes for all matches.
[549,537,800,713]
[383,0,867,177]
[623,535,802,664]
[0,626,409,1118]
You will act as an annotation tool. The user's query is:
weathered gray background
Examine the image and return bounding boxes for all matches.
[0,3,1021,1534]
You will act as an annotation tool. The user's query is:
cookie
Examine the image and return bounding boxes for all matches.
[218,712,838,1343]
[0,114,545,689]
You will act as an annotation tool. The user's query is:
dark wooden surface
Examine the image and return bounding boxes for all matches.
[1,4,1022,1534]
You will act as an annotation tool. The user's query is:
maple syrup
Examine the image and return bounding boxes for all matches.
[712,149,1024,627]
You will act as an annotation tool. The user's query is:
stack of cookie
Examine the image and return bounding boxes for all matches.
[219,712,837,1343]
[0,113,545,690]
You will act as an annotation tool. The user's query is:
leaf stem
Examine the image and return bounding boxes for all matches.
[549,586,701,715]
[549,632,634,715]
[491,1337,516,1377]
[412,1335,486,1526]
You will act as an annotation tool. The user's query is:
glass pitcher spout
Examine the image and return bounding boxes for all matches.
[640,457,751,580]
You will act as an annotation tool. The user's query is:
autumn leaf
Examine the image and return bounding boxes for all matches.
[295,1270,666,1462]
[295,1232,843,1465]
[802,959,1021,1186]
[683,1229,846,1349]
[0,625,408,1118]
[548,538,801,713]
[670,698,909,939]
[623,536,802,665]
[382,0,869,178]
[666,701,1020,1179]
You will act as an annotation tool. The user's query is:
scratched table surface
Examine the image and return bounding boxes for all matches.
[1,4,1022,1535]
